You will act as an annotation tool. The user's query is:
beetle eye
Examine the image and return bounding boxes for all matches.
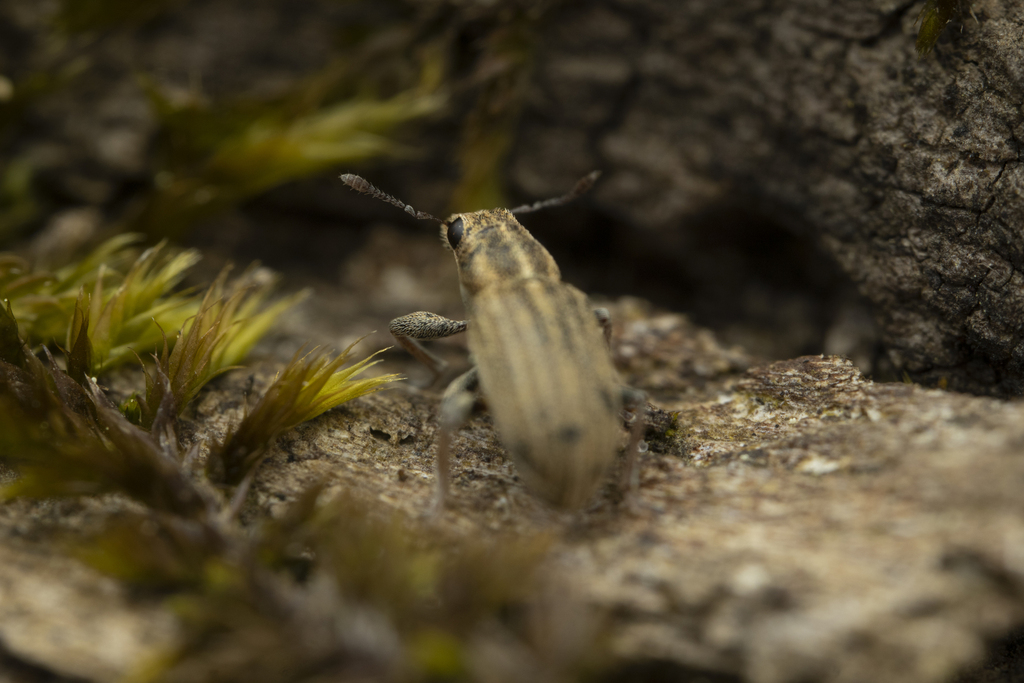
[446,217,465,249]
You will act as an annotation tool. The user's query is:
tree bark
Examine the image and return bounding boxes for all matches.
[511,0,1024,396]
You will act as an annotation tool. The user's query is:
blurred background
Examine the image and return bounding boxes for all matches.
[0,0,882,373]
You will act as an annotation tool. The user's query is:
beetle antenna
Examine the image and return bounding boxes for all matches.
[510,170,602,215]
[340,174,442,223]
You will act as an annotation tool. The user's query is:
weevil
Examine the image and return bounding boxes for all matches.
[340,172,645,509]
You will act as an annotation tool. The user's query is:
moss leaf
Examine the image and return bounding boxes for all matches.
[65,288,93,384]
[89,240,201,373]
[916,0,965,57]
[0,297,26,368]
[140,270,308,428]
[0,368,208,515]
[208,343,401,485]
[77,513,224,588]
[130,85,445,239]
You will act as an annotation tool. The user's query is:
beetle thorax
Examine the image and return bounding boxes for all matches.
[445,209,561,296]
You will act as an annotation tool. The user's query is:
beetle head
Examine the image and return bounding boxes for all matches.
[441,209,560,296]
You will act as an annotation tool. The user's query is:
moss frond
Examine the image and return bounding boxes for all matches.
[0,336,94,431]
[65,289,93,384]
[0,298,27,368]
[916,0,968,57]
[0,363,207,515]
[193,267,310,373]
[0,378,83,481]
[0,235,306,398]
[121,392,144,425]
[208,343,401,484]
[132,488,557,683]
[138,269,309,428]
[87,240,201,373]
[50,232,140,289]
[129,81,445,239]
[0,235,201,374]
[77,513,224,588]
[4,233,139,346]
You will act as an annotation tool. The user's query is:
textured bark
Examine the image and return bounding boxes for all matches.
[510,0,1024,396]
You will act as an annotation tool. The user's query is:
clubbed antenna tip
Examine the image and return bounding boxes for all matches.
[511,170,602,215]
[339,174,441,223]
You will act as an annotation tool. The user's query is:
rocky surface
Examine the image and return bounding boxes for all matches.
[0,227,1022,681]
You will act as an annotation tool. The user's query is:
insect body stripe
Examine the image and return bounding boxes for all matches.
[468,279,619,503]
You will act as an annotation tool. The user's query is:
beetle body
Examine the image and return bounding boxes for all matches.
[340,173,638,510]
[450,209,621,508]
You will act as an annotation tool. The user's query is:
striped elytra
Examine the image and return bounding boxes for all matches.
[446,209,621,508]
[342,171,628,510]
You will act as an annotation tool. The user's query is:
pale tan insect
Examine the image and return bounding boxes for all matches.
[340,172,644,509]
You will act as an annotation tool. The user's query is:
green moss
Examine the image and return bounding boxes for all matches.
[2,234,141,348]
[65,290,92,384]
[0,371,207,516]
[916,0,970,57]
[128,78,444,240]
[6,1,446,244]
[75,513,224,587]
[0,241,393,512]
[645,410,681,445]
[79,240,201,374]
[408,629,465,679]
[0,299,26,368]
[207,342,401,485]
[120,393,143,425]
[136,490,557,683]
[136,267,310,427]
[0,300,567,681]
[0,236,314,387]
[0,248,422,680]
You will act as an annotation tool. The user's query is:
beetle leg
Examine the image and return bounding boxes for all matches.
[432,367,480,511]
[593,307,612,347]
[389,311,469,380]
[620,387,648,494]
